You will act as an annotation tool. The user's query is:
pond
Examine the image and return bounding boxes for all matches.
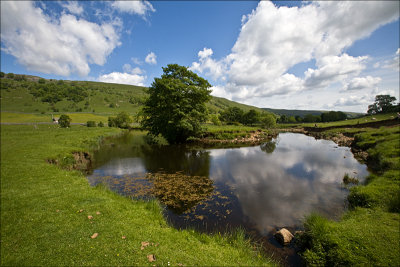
[87,132,369,265]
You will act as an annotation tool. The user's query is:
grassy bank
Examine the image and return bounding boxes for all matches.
[297,124,400,265]
[1,125,273,266]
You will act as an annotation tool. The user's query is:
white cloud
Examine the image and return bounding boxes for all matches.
[342,76,381,91]
[123,63,144,75]
[0,1,121,76]
[191,1,399,104]
[60,1,84,16]
[111,0,155,16]
[145,52,157,65]
[198,48,213,59]
[383,48,400,71]
[98,72,146,86]
[304,54,368,89]
[333,95,373,107]
[190,48,227,81]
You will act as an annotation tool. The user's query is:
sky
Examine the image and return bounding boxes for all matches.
[1,1,399,113]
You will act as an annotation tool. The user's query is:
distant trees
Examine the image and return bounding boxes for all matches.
[368,95,399,114]
[58,114,71,128]
[218,107,276,128]
[140,64,212,144]
[321,111,347,122]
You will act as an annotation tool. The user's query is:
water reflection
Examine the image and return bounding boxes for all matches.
[88,132,368,237]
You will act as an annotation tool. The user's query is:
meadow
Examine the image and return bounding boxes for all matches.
[1,124,274,266]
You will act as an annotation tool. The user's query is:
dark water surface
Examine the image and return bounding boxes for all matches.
[87,132,368,265]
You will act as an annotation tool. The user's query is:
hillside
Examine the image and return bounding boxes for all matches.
[0,75,267,116]
[262,107,364,119]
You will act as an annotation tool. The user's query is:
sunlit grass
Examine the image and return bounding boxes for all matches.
[1,125,274,266]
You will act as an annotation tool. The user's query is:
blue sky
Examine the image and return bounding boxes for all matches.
[1,1,399,112]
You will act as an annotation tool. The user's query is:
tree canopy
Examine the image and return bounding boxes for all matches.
[368,95,398,114]
[140,64,212,143]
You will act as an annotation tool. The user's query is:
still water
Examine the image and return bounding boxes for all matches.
[87,132,368,262]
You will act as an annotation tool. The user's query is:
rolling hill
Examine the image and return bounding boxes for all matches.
[0,75,267,117]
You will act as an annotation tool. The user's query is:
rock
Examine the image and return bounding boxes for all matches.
[274,228,294,245]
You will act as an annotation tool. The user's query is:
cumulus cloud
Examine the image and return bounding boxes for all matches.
[1,1,121,76]
[98,72,146,86]
[60,1,84,16]
[145,52,157,65]
[191,1,399,102]
[304,54,368,89]
[342,76,381,91]
[111,0,155,16]
[190,48,227,81]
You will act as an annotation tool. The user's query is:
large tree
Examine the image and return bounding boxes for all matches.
[140,64,211,143]
[368,94,397,114]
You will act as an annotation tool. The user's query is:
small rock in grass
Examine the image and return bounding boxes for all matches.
[274,228,293,246]
[122,236,126,239]
[78,209,84,213]
[88,215,93,220]
[96,211,101,215]
[56,209,60,212]
[91,233,98,239]
[147,254,156,262]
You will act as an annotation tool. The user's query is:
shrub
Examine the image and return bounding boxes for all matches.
[58,114,71,128]
[98,121,104,127]
[7,73,14,79]
[86,121,96,127]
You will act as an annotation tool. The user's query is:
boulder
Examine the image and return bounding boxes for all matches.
[274,228,294,246]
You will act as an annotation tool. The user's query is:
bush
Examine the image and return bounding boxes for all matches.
[7,73,14,79]
[38,78,46,84]
[86,121,96,127]
[58,114,71,128]
[98,121,104,127]
[108,111,132,128]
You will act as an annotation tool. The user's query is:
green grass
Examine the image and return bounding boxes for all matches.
[1,125,273,266]
[298,125,400,266]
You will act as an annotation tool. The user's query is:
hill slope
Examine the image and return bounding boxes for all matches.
[0,75,267,116]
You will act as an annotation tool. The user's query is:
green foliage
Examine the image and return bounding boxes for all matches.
[108,111,132,129]
[98,121,104,127]
[321,111,347,122]
[7,73,14,79]
[140,64,211,143]
[220,107,244,124]
[58,114,71,128]
[0,72,5,78]
[86,121,96,127]
[303,114,321,123]
[242,109,260,126]
[210,114,222,126]
[368,94,398,114]
[38,78,46,84]
[260,114,276,129]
